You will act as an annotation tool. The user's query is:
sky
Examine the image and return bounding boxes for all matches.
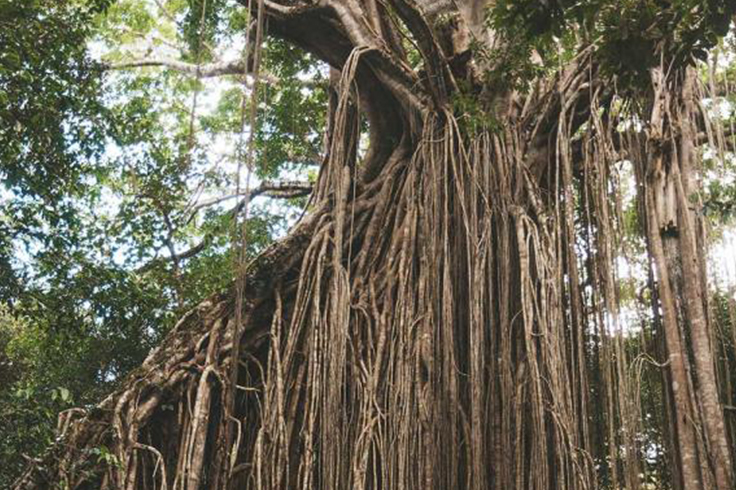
[6,0,736,321]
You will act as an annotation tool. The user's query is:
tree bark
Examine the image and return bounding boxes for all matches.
[642,67,734,490]
[14,3,735,490]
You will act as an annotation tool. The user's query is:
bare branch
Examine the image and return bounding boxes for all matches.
[417,0,455,19]
[263,0,305,16]
[105,57,277,82]
[137,181,313,273]
[149,0,221,57]
[117,25,182,51]
[696,125,736,149]
[105,57,328,90]
[151,0,178,26]
[190,181,314,214]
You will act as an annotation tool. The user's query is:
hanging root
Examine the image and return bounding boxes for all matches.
[14,30,736,490]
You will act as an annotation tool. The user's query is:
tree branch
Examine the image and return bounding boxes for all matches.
[137,181,313,273]
[389,0,456,105]
[189,181,314,214]
[696,125,736,150]
[417,0,455,19]
[105,56,329,90]
[105,57,278,82]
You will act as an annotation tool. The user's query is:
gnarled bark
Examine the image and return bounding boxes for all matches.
[15,2,736,490]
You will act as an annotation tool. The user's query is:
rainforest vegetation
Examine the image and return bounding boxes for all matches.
[2,0,736,489]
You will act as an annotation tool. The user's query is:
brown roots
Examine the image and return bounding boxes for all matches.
[14,8,736,490]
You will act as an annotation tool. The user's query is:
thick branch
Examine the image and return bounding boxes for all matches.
[255,0,428,120]
[255,0,417,181]
[418,0,455,18]
[389,0,456,105]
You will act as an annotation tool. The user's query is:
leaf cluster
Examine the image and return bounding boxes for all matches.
[0,0,112,202]
[486,0,736,90]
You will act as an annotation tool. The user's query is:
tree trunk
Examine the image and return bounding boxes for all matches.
[641,67,734,490]
[14,2,734,490]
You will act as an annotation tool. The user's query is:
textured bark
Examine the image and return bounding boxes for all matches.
[645,174,703,490]
[640,68,734,490]
[14,2,736,490]
[675,73,734,490]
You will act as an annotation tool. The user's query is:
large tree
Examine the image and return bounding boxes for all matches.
[12,1,736,489]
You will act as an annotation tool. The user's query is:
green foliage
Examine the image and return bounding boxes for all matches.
[450,79,501,136]
[486,0,736,91]
[704,173,736,221]
[0,306,78,488]
[0,0,329,482]
[255,39,328,179]
[702,132,736,223]
[182,0,228,58]
[483,0,566,93]
[0,0,111,202]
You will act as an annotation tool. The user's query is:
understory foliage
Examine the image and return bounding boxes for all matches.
[0,0,321,485]
[4,0,736,490]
